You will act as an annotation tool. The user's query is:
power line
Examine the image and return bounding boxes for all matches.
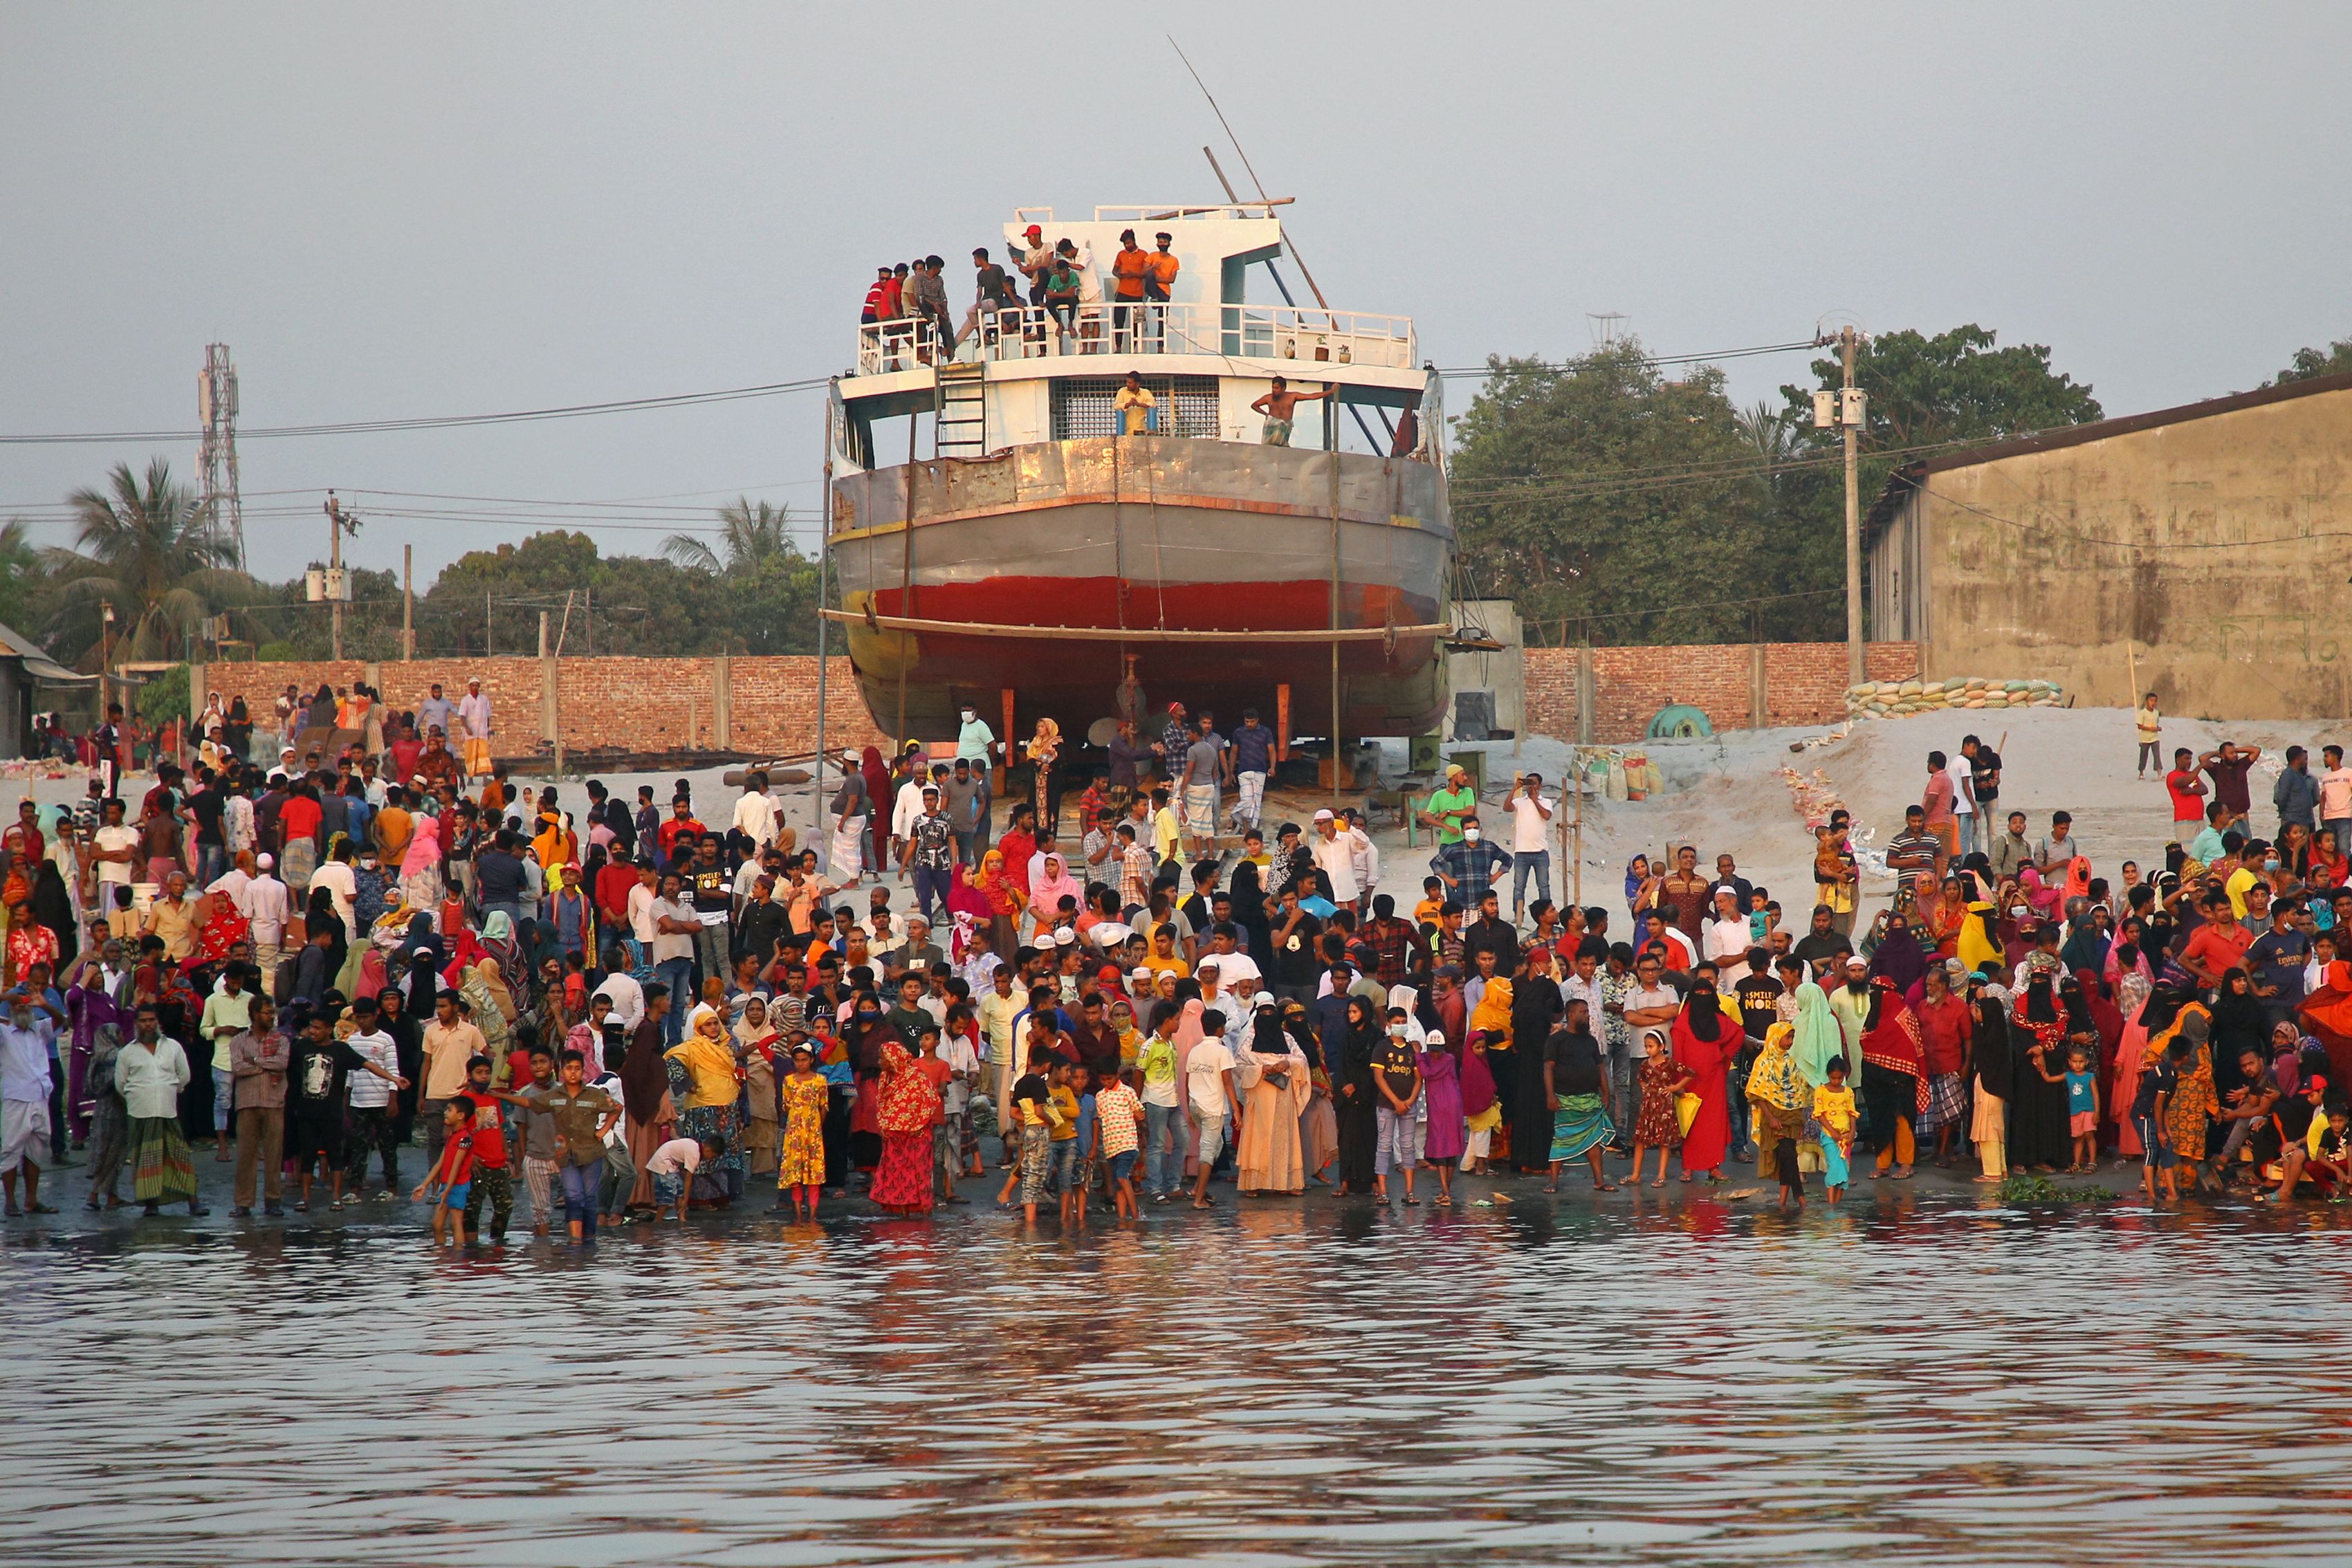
[0,375,832,446]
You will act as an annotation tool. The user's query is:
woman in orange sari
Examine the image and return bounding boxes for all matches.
[968,849,1025,964]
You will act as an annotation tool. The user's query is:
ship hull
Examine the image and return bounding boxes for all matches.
[827,436,1451,740]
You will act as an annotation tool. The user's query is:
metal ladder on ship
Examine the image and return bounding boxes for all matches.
[934,362,986,457]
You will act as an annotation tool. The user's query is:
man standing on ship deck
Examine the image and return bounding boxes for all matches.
[1144,232,1180,351]
[1251,378,1334,448]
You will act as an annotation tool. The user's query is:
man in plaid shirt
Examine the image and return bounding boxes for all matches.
[1430,813,1511,907]
[1116,822,1154,915]
[1353,893,1415,988]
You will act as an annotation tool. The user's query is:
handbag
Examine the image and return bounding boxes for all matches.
[1675,1091,1702,1136]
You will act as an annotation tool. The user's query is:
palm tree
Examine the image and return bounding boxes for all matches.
[661,497,800,574]
[1733,399,1803,519]
[45,458,250,663]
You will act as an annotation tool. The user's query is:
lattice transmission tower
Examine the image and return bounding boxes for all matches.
[196,343,246,569]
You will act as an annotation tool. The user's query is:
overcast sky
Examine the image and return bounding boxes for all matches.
[4,3,2346,586]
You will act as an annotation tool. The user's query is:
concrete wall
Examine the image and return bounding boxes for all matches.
[1444,598,1523,738]
[1874,380,2352,720]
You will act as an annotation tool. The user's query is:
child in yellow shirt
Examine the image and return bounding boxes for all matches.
[1813,1059,1857,1202]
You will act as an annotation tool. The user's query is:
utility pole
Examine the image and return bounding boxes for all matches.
[401,544,414,660]
[322,492,360,660]
[1840,326,1865,688]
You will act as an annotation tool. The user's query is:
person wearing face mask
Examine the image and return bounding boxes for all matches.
[1430,813,1511,916]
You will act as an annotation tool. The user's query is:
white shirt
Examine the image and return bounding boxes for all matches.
[643,1136,701,1177]
[1184,1037,1236,1114]
[627,883,658,944]
[457,691,493,740]
[224,795,257,854]
[890,780,928,840]
[732,791,780,849]
[345,1028,398,1109]
[207,867,253,908]
[0,1018,56,1103]
[1507,793,1554,854]
[93,823,138,886]
[309,860,358,932]
[1948,764,1976,817]
[1310,833,1359,904]
[936,1035,978,1114]
[116,1035,192,1120]
[1200,949,1260,984]
[1559,971,1604,1026]
[244,875,291,946]
[1703,914,1752,965]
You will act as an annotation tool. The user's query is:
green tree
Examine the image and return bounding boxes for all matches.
[44,459,255,664]
[0,519,43,639]
[1778,324,2102,456]
[419,523,823,657]
[2273,335,2352,385]
[661,498,799,574]
[1450,340,1823,644]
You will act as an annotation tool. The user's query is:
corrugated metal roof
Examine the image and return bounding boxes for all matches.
[1864,367,2352,542]
[0,618,97,683]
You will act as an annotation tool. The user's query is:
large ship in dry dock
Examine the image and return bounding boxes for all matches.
[822,202,1451,748]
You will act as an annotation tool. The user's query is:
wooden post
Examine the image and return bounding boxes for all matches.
[1570,746,1584,909]
[1275,683,1291,762]
[401,543,414,661]
[1749,641,1767,730]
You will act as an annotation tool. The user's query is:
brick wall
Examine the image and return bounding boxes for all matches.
[201,655,886,759]
[1521,642,1920,743]
[200,643,1913,757]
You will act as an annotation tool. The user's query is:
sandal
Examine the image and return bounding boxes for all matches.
[1542,1183,1559,1194]
[1435,1195,1453,1208]
[1404,1196,1420,1206]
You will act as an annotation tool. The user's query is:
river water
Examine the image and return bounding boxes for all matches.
[8,1198,2351,1567]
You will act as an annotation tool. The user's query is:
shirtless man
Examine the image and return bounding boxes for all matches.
[1250,377,1334,448]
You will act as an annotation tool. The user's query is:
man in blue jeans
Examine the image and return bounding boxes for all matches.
[908,785,956,926]
[647,871,700,1045]
[1505,772,1554,923]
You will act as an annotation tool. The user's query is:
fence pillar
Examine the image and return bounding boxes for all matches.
[1575,646,1595,746]
[712,655,733,750]
[1749,643,1767,730]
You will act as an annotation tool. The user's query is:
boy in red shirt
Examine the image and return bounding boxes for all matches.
[413,1102,475,1245]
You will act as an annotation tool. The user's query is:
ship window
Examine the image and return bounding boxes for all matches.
[1049,375,1221,440]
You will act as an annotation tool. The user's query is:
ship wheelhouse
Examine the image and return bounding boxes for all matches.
[825,203,1451,746]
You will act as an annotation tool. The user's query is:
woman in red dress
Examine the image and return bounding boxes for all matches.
[1671,981,1734,1183]
[870,1040,941,1215]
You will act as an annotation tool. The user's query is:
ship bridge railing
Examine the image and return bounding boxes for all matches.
[854,302,1415,378]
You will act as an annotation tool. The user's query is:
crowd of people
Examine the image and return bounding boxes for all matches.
[860,225,1184,367]
[6,674,2352,1240]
